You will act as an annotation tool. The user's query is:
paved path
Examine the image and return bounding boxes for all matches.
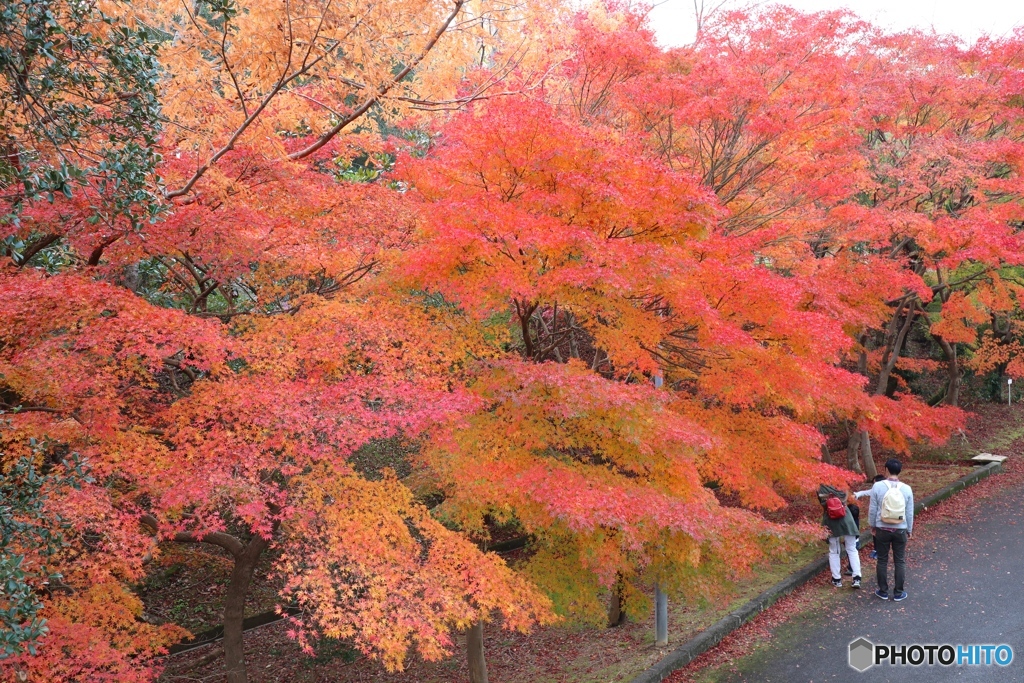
[711,485,1024,682]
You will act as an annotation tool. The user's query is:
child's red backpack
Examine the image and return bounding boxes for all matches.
[825,495,847,520]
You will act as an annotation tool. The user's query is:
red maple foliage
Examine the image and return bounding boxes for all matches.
[4,3,1024,683]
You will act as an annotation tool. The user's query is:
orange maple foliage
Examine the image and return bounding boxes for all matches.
[2,10,560,671]
[1,262,555,680]
[397,94,917,621]
[6,2,1024,682]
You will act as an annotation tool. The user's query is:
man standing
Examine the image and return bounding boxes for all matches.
[869,458,914,601]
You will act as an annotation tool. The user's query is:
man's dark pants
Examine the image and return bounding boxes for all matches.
[875,528,908,594]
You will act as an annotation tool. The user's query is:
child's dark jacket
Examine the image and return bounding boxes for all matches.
[817,484,859,537]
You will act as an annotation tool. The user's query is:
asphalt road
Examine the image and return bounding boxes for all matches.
[711,487,1024,682]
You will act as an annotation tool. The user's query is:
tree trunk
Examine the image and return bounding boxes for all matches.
[859,431,878,480]
[138,513,278,683]
[515,299,538,360]
[607,577,626,627]
[820,442,833,466]
[848,305,914,482]
[224,536,269,683]
[607,589,623,627]
[935,336,961,407]
[467,621,488,683]
[874,301,918,396]
[857,333,868,376]
[846,428,862,473]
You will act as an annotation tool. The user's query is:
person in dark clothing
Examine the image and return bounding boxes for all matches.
[852,475,886,559]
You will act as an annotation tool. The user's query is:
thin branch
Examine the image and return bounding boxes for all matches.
[189,279,220,313]
[14,233,60,266]
[0,402,64,414]
[288,0,466,160]
[164,4,345,199]
[140,514,245,557]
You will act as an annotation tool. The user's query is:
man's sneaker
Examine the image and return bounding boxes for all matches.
[852,576,861,589]
[869,550,878,559]
[874,589,889,600]
[832,578,843,588]
[843,568,853,576]
[893,591,908,602]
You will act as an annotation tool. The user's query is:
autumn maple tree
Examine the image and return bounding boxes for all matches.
[544,5,995,472]
[395,8,1022,670]
[850,30,1024,412]
[4,2,1024,683]
[399,93,884,637]
[3,1,558,682]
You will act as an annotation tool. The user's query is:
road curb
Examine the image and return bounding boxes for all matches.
[628,460,1004,683]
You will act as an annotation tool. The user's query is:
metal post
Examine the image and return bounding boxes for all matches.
[1009,378,1013,406]
[654,584,668,646]
[653,371,668,646]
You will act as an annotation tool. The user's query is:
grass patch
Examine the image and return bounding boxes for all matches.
[349,436,416,480]
[914,403,1024,464]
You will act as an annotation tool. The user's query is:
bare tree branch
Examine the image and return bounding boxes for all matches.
[288,0,466,160]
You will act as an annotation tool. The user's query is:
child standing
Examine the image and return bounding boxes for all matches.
[818,484,862,589]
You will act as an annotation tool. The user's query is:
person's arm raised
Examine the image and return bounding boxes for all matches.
[868,484,880,531]
[905,485,914,538]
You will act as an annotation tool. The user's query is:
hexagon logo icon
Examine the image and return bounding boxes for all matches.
[849,637,875,672]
